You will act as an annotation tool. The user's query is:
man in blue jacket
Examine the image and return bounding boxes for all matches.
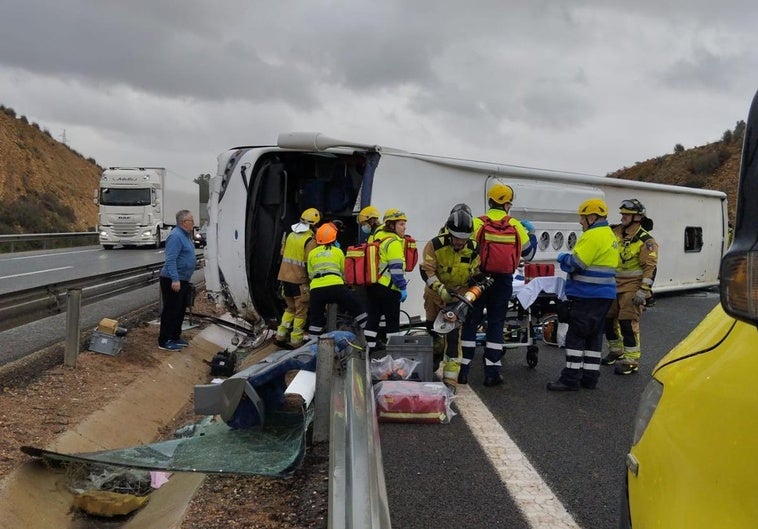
[158,209,197,351]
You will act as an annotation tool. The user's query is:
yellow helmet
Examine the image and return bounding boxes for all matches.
[383,208,408,222]
[577,198,609,217]
[357,206,381,223]
[487,183,514,204]
[315,222,338,245]
[300,208,321,226]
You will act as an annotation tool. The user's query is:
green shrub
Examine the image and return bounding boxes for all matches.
[689,151,724,175]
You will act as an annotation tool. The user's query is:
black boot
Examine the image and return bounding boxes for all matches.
[483,374,504,387]
[546,380,579,391]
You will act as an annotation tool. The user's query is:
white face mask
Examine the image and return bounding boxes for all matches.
[360,224,372,234]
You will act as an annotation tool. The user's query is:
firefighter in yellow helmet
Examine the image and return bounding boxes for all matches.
[306,223,367,339]
[602,199,659,375]
[274,208,320,349]
[364,208,409,352]
[547,198,619,391]
[460,182,533,386]
[420,207,480,388]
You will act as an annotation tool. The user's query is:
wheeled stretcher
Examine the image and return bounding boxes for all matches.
[476,275,566,368]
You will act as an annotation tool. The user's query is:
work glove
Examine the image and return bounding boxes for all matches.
[432,281,454,303]
[399,289,408,303]
[556,252,573,273]
[632,289,647,306]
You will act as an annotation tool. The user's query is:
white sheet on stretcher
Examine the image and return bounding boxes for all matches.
[513,276,567,309]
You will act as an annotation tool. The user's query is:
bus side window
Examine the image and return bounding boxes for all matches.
[684,226,703,253]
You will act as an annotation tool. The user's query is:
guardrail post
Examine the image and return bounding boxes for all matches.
[313,335,334,443]
[64,288,82,367]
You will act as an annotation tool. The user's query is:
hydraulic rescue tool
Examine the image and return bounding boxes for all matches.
[432,275,494,334]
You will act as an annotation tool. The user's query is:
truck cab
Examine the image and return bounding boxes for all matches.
[96,167,166,249]
[622,90,758,528]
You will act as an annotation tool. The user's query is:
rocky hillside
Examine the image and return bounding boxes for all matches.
[0,103,744,233]
[0,105,101,233]
[608,122,744,227]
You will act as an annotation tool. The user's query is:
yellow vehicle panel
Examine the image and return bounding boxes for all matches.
[627,304,758,528]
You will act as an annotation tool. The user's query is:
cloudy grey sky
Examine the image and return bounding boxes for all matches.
[2,0,758,183]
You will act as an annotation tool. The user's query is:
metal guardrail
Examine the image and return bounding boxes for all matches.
[0,232,98,252]
[317,334,391,529]
[0,263,166,332]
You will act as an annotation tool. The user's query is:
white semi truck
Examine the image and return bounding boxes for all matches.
[95,167,199,250]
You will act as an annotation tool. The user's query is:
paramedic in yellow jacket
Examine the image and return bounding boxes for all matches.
[420,208,479,388]
[602,199,659,375]
[306,223,367,339]
[547,198,619,391]
[364,209,409,352]
[460,183,532,387]
[275,208,320,348]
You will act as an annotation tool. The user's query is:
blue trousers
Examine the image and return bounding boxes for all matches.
[460,274,513,379]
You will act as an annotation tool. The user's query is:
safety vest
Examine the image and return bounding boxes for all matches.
[307,245,345,289]
[277,230,314,284]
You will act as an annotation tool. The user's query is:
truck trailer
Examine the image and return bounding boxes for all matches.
[95,167,199,250]
[204,133,727,333]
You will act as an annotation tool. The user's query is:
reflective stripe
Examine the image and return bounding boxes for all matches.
[482,233,517,244]
[574,274,617,285]
[282,256,306,267]
[566,361,583,369]
[484,358,502,367]
[616,269,643,277]
[461,340,477,348]
[586,265,617,274]
[486,342,503,350]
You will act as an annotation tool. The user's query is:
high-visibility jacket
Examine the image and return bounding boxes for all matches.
[376,231,407,291]
[558,220,619,299]
[420,234,479,290]
[366,223,385,243]
[307,244,345,289]
[613,223,658,293]
[277,230,317,284]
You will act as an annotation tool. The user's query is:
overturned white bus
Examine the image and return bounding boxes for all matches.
[204,132,727,332]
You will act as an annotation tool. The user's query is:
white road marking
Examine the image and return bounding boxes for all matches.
[0,266,73,280]
[3,249,101,261]
[455,384,581,528]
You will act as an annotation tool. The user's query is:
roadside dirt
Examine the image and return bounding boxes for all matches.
[0,292,328,529]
